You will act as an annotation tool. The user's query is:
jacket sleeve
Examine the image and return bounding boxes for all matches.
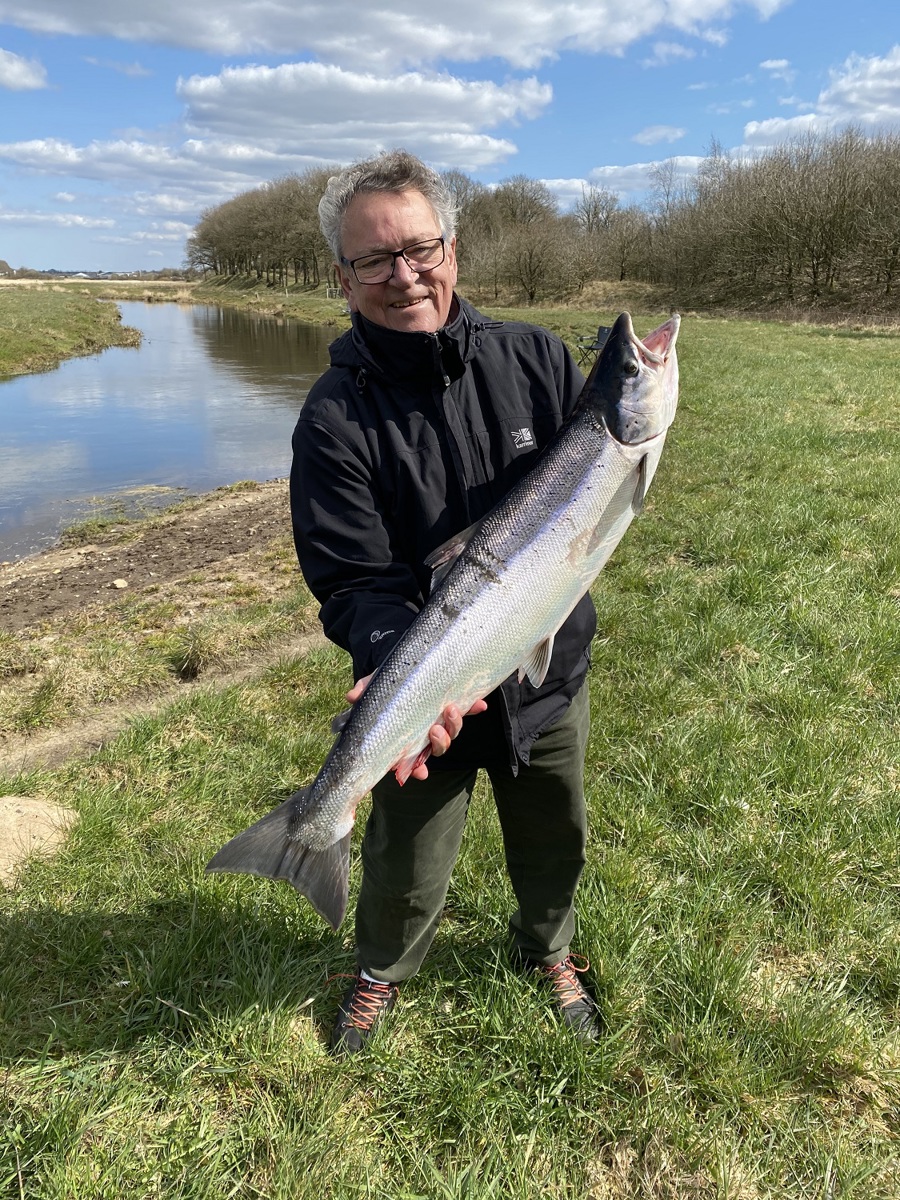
[290,413,423,679]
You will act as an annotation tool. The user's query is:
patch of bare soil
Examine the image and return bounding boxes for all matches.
[0,795,76,885]
[0,480,292,632]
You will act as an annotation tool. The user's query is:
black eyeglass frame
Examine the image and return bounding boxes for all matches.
[340,236,446,285]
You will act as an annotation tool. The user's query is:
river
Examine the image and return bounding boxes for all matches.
[0,302,335,562]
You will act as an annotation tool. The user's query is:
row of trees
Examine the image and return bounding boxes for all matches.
[646,129,900,307]
[186,170,333,285]
[185,128,900,312]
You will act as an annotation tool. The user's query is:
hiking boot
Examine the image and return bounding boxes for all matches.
[329,974,399,1056]
[533,954,602,1043]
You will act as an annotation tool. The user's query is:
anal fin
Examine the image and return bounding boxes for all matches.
[393,745,432,786]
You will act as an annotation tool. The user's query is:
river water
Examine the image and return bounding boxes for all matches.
[0,302,335,562]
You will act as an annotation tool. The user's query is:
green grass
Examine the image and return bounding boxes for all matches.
[0,284,141,376]
[1,315,899,1197]
[0,555,315,734]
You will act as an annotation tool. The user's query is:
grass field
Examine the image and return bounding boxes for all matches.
[1,312,898,1197]
[0,282,142,376]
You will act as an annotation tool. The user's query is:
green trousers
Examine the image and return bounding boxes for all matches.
[356,685,590,982]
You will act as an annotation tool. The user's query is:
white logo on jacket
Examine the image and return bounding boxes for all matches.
[512,427,535,448]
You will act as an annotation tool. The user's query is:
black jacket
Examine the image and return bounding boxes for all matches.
[290,295,596,770]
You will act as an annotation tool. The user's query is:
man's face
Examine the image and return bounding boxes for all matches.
[336,189,458,334]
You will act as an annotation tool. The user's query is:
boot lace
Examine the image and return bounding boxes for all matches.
[542,955,592,1009]
[332,974,397,1032]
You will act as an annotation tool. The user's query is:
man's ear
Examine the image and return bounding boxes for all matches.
[336,263,358,310]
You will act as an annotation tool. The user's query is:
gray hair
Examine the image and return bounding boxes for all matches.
[318,149,458,261]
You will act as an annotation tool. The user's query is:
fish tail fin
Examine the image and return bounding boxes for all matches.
[206,792,351,930]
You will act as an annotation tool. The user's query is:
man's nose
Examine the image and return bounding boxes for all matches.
[392,254,419,284]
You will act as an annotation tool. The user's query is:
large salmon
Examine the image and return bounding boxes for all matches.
[207,311,681,928]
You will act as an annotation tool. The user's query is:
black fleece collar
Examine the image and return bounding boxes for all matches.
[330,293,478,387]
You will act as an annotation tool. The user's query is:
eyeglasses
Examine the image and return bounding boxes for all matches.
[341,236,446,285]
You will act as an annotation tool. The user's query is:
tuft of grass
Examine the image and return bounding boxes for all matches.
[0,632,41,680]
[58,505,130,547]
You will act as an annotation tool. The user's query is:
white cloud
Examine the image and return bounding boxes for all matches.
[632,124,687,145]
[0,0,793,69]
[0,208,115,227]
[819,45,900,124]
[642,42,695,68]
[98,221,193,243]
[0,46,48,89]
[540,177,596,209]
[588,155,705,197]
[128,191,211,215]
[55,191,76,201]
[759,57,795,83]
[0,60,547,197]
[744,45,900,147]
[707,98,754,114]
[178,62,549,164]
[84,55,152,77]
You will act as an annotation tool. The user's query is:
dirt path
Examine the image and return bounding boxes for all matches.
[0,628,327,778]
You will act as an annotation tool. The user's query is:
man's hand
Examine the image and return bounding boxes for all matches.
[346,675,488,781]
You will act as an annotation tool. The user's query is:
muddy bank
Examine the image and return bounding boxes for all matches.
[1,480,292,633]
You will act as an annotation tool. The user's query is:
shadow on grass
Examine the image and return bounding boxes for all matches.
[0,890,347,1061]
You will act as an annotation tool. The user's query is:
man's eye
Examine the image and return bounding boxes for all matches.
[357,255,389,271]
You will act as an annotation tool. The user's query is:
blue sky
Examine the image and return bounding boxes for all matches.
[1,0,898,272]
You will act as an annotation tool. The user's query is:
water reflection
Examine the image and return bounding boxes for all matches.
[0,302,335,561]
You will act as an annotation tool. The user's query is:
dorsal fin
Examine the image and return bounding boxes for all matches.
[330,707,353,735]
[424,519,482,586]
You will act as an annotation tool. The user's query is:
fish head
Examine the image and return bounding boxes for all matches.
[584,311,680,445]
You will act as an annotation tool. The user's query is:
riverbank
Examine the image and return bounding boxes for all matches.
[0,478,324,753]
[0,280,143,375]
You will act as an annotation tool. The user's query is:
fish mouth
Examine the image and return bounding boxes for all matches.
[633,313,680,365]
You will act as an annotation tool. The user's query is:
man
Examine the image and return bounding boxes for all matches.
[290,150,601,1055]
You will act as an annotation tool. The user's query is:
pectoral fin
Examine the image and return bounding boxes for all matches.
[518,634,555,688]
[393,744,432,786]
[631,454,648,515]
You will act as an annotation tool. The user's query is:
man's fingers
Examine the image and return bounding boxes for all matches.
[429,722,452,757]
[346,672,373,704]
[441,704,463,741]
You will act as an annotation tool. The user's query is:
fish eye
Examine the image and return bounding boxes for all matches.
[623,360,639,377]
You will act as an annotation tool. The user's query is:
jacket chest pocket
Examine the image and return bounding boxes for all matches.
[496,413,558,457]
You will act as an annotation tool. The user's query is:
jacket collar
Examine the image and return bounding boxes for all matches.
[330,293,483,386]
